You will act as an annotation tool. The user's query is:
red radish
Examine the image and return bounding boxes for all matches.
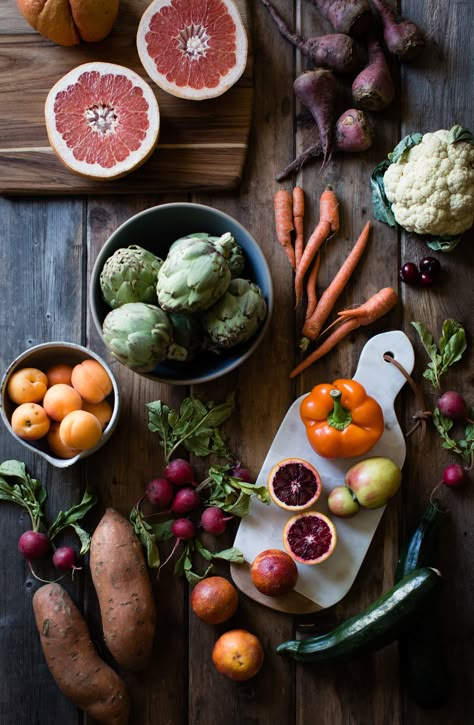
[18,531,49,560]
[171,518,196,541]
[231,465,253,483]
[259,0,359,74]
[441,463,466,488]
[201,507,233,536]
[371,0,425,62]
[437,391,470,422]
[171,487,201,515]
[163,458,195,486]
[308,0,372,37]
[52,546,81,572]
[277,108,374,180]
[294,70,339,169]
[352,33,395,111]
[146,477,174,508]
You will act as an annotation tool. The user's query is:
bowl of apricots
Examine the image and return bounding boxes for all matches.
[0,342,120,468]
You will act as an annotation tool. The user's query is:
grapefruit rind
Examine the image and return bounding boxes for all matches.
[45,62,160,180]
[282,512,337,566]
[136,0,248,101]
[268,457,322,511]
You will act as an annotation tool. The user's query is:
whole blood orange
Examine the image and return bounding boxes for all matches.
[191,576,239,624]
[16,0,119,47]
[250,549,298,597]
[283,512,337,565]
[212,629,264,681]
[268,458,322,511]
[45,62,160,180]
[136,0,248,100]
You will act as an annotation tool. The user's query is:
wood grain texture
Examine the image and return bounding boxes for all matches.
[0,0,252,195]
[0,1,472,724]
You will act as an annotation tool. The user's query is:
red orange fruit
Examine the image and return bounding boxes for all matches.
[268,458,322,511]
[283,512,337,565]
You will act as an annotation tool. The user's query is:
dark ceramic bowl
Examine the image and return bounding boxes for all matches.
[0,342,120,468]
[90,203,273,384]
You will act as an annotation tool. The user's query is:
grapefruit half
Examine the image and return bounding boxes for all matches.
[136,0,248,101]
[45,62,160,180]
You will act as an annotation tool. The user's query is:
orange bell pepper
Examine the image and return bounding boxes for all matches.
[300,379,384,459]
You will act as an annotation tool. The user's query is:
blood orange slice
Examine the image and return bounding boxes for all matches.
[283,512,337,565]
[268,458,322,511]
[136,0,248,101]
[45,62,160,180]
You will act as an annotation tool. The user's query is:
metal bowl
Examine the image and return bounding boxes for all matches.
[1,342,120,469]
[89,202,273,385]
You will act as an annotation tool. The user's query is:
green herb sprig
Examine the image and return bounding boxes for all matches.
[432,408,474,468]
[411,319,467,390]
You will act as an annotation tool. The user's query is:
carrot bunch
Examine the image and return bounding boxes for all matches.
[273,185,398,376]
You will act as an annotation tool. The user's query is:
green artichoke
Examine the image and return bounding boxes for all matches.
[168,312,203,362]
[172,232,246,278]
[203,278,267,349]
[157,237,231,313]
[100,245,163,309]
[102,302,186,373]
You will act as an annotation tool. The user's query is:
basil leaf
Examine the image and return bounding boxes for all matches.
[388,132,423,162]
[370,159,397,227]
[447,125,474,145]
[211,547,244,563]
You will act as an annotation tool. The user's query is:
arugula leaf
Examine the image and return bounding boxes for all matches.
[411,319,467,389]
[47,488,98,548]
[147,393,235,462]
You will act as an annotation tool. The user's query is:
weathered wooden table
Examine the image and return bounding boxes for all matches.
[0,2,472,723]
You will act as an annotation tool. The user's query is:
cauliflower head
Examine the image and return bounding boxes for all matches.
[383,127,474,237]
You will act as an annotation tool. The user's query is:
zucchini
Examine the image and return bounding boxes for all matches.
[276,567,442,664]
[396,500,450,709]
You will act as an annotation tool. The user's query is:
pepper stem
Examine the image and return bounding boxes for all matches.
[327,389,352,431]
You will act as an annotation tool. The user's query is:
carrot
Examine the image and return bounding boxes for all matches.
[294,186,338,306]
[293,186,305,269]
[274,189,295,270]
[300,220,371,347]
[305,252,321,320]
[290,287,398,377]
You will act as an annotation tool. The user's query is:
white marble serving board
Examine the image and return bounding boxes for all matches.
[231,331,414,611]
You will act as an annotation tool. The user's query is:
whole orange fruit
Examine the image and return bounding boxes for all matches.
[212,629,264,681]
[191,576,238,625]
[16,0,119,47]
[250,549,298,597]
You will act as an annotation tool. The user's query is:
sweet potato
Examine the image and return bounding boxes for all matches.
[32,583,130,725]
[90,508,156,671]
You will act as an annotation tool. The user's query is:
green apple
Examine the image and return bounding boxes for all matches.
[345,457,401,509]
[328,486,360,517]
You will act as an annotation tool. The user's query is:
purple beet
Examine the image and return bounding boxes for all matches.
[371,0,425,62]
[352,33,395,111]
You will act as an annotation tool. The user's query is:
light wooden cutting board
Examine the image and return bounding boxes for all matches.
[0,0,252,195]
[231,332,414,614]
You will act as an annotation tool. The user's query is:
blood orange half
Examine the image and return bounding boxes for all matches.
[283,512,337,565]
[136,0,248,101]
[268,458,322,511]
[45,62,160,180]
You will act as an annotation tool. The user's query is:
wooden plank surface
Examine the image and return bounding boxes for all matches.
[0,0,252,194]
[0,1,473,724]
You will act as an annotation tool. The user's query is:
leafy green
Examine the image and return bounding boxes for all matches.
[147,393,236,462]
[370,159,396,227]
[425,235,463,253]
[388,132,423,162]
[0,459,47,531]
[129,504,162,569]
[199,464,270,517]
[174,538,244,585]
[432,408,474,467]
[411,319,467,389]
[448,125,474,145]
[47,488,98,554]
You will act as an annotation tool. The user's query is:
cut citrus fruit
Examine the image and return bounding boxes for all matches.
[136,0,248,101]
[45,62,160,180]
[283,512,337,565]
[268,458,322,511]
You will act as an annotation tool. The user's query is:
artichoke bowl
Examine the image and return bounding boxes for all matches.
[90,203,273,384]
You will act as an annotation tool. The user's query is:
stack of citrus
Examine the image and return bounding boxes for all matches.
[7,359,113,459]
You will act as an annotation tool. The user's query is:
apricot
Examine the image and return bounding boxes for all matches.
[212,629,264,681]
[7,367,48,404]
[59,409,102,451]
[42,383,83,422]
[45,363,73,387]
[11,403,51,440]
[81,399,113,430]
[71,359,113,404]
[47,422,80,459]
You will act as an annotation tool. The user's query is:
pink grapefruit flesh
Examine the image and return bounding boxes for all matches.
[136,0,248,101]
[45,62,160,180]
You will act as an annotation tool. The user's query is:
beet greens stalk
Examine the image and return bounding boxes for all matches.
[259,0,359,74]
[352,33,395,110]
[307,0,372,37]
[371,0,425,62]
[277,109,374,181]
[293,69,338,170]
